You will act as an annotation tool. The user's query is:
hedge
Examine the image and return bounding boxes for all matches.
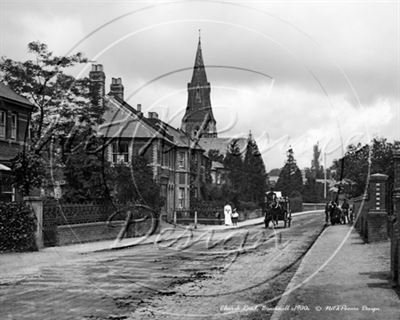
[0,202,37,252]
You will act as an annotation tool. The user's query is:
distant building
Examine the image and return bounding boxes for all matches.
[0,83,33,201]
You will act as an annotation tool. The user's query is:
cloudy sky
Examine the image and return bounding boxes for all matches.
[1,0,399,170]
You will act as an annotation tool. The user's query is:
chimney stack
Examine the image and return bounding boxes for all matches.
[89,64,105,109]
[109,77,124,100]
[148,112,159,119]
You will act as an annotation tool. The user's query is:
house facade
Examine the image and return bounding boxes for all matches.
[92,65,207,221]
[0,83,33,202]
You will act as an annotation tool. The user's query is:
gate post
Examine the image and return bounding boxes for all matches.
[366,174,389,242]
[194,211,198,229]
[24,196,44,249]
[391,149,400,285]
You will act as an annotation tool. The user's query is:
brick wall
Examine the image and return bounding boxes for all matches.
[353,174,389,243]
[42,201,158,247]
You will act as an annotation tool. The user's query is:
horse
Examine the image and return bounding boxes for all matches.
[264,200,281,228]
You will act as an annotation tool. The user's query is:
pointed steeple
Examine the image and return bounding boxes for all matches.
[191,30,208,84]
[181,31,217,139]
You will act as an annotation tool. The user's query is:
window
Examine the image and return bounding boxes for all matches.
[11,113,17,140]
[178,187,186,209]
[112,141,129,163]
[0,111,5,138]
[177,151,185,169]
[217,173,221,185]
[179,173,185,184]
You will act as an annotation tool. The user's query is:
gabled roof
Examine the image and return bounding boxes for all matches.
[0,83,33,108]
[98,95,172,142]
[147,117,203,150]
[99,95,203,152]
[211,161,224,170]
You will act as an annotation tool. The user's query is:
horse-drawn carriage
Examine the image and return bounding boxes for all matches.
[263,191,292,228]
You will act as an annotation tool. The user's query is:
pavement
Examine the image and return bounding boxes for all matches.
[271,224,400,320]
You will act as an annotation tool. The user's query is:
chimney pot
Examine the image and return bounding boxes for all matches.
[109,77,124,100]
[137,104,142,112]
[148,112,159,119]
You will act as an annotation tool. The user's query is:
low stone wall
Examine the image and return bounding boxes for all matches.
[57,221,125,246]
[57,218,158,246]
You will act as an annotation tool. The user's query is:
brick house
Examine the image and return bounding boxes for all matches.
[0,83,33,201]
[91,66,208,221]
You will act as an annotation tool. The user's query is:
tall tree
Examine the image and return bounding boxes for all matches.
[1,41,105,195]
[311,143,324,179]
[276,147,303,197]
[242,136,267,204]
[223,139,244,204]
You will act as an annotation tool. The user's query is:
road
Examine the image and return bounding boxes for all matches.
[0,211,325,320]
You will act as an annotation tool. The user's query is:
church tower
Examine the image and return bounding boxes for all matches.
[181,32,217,139]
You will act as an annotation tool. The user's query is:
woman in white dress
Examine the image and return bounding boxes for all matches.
[224,203,232,226]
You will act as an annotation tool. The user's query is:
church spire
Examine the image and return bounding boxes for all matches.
[191,30,207,84]
[181,32,217,139]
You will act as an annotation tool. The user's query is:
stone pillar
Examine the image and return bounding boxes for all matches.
[366,174,389,242]
[24,196,44,249]
[391,149,400,285]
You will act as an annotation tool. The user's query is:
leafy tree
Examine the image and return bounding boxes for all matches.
[0,41,105,195]
[62,139,110,202]
[331,138,399,198]
[107,155,164,210]
[0,42,101,151]
[276,147,303,197]
[11,151,46,196]
[302,168,324,202]
[208,149,224,163]
[241,137,267,204]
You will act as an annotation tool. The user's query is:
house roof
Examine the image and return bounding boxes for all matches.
[147,118,203,150]
[198,137,248,156]
[211,161,224,170]
[99,95,202,151]
[99,97,162,140]
[0,83,33,107]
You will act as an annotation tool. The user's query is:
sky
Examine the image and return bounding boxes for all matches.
[1,0,399,171]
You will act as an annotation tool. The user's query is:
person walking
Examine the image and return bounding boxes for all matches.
[341,199,350,224]
[224,202,232,226]
[232,208,239,226]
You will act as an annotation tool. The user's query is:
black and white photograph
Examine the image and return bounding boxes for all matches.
[0,0,399,319]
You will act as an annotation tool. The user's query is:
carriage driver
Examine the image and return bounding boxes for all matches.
[266,187,278,206]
